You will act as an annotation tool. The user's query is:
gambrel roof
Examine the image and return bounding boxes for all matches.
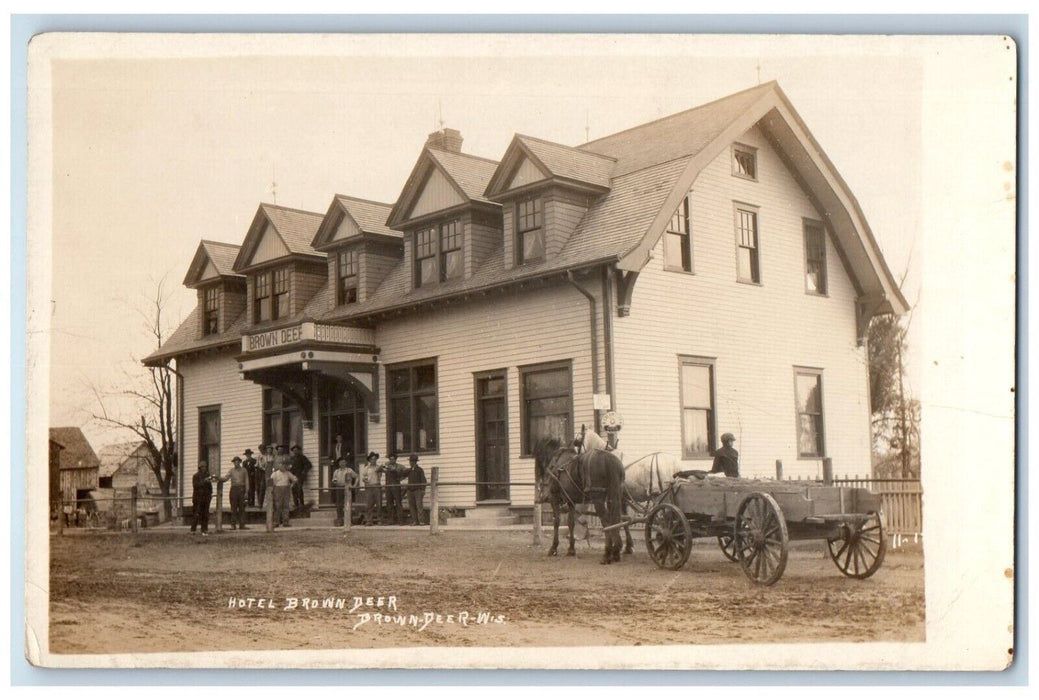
[232,203,325,272]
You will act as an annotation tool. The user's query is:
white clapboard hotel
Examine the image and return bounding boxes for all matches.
[145,82,907,517]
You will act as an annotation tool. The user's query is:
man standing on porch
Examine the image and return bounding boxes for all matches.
[330,457,357,527]
[289,444,313,510]
[270,462,297,528]
[405,454,427,526]
[361,452,381,526]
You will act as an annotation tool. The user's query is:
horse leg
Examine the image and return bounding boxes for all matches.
[593,499,614,565]
[621,500,634,554]
[547,499,559,556]
[566,507,576,556]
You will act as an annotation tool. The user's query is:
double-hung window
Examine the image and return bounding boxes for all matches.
[203,286,219,336]
[520,361,572,456]
[735,205,760,283]
[516,196,544,265]
[679,357,715,459]
[388,360,438,453]
[337,249,359,305]
[253,272,272,322]
[414,220,462,288]
[273,268,290,319]
[664,196,692,272]
[804,221,827,295]
[198,407,221,472]
[794,368,825,458]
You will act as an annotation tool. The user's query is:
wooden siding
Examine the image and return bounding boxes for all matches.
[333,213,361,242]
[507,156,548,189]
[409,167,464,219]
[545,190,588,258]
[501,200,516,271]
[199,259,219,282]
[179,351,263,507]
[363,241,401,302]
[291,262,327,315]
[612,124,870,479]
[245,276,255,327]
[467,215,502,276]
[222,282,246,332]
[60,468,98,503]
[371,281,598,507]
[250,222,290,265]
[402,235,415,293]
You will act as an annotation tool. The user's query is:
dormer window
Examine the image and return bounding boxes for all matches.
[732,144,758,181]
[414,220,463,288]
[254,266,291,322]
[336,250,358,305]
[516,195,544,265]
[203,286,220,336]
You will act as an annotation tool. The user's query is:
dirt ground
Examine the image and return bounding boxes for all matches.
[49,528,924,654]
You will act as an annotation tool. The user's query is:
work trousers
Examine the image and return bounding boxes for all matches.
[246,471,257,506]
[407,487,425,526]
[332,486,346,525]
[291,475,305,509]
[191,496,212,533]
[255,476,267,507]
[229,485,247,529]
[364,485,381,524]
[272,485,292,526]
[385,484,403,524]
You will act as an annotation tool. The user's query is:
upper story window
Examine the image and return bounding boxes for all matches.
[516,196,544,265]
[337,249,359,306]
[732,143,758,181]
[253,266,290,323]
[203,286,219,336]
[414,220,463,288]
[804,221,827,295]
[664,197,692,272]
[794,368,825,458]
[388,360,438,453]
[735,205,760,284]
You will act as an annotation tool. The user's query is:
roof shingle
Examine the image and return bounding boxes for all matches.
[261,204,325,257]
[49,427,100,471]
[426,148,500,205]
[515,135,615,189]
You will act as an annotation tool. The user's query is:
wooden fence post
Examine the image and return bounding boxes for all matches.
[215,478,224,533]
[533,501,542,546]
[429,467,440,535]
[265,481,274,532]
[344,482,353,533]
[822,458,833,486]
[775,459,783,480]
[130,486,139,534]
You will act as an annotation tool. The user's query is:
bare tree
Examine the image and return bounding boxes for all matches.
[91,280,179,519]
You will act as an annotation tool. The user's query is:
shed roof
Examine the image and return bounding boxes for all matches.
[49,427,100,471]
[97,441,150,478]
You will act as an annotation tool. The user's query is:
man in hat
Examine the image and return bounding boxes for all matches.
[256,444,274,508]
[289,444,312,511]
[710,433,740,478]
[242,448,258,507]
[380,453,405,525]
[330,456,358,527]
[220,456,250,530]
[270,460,298,527]
[360,451,382,525]
[190,460,215,535]
[405,454,427,526]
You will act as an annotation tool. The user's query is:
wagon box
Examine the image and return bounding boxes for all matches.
[624,475,887,586]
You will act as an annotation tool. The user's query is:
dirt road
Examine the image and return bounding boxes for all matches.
[49,529,924,654]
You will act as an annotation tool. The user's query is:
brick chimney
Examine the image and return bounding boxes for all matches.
[426,128,463,153]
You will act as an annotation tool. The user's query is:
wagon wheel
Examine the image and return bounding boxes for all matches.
[717,534,739,562]
[644,503,693,571]
[827,511,886,579]
[734,492,789,586]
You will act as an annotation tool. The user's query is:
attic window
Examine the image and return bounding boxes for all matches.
[337,249,358,306]
[203,286,219,336]
[732,144,758,181]
[414,220,463,288]
[516,196,544,265]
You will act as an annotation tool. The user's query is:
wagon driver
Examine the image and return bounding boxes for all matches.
[710,432,739,478]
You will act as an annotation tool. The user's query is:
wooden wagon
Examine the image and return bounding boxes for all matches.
[615,474,887,586]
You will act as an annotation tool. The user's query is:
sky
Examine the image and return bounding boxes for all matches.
[41,34,944,448]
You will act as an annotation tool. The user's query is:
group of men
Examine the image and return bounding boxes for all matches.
[189,436,428,533]
[332,449,428,527]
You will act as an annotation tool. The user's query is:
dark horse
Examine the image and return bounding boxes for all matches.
[533,436,628,564]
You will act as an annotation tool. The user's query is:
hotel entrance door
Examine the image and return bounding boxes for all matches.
[320,383,367,505]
